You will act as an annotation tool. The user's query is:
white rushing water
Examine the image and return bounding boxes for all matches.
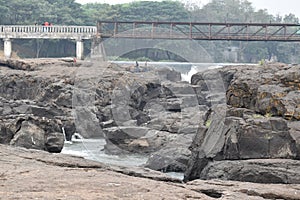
[110,61,252,83]
[61,138,184,180]
[61,138,148,167]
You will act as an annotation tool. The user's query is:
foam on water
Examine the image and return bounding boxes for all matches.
[181,65,199,82]
[61,138,148,167]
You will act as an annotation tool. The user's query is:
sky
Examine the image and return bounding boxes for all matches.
[75,0,300,19]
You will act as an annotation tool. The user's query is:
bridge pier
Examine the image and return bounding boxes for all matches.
[3,38,12,59]
[76,39,84,60]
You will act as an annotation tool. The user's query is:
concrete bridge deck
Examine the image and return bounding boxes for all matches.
[0,25,96,40]
[0,25,97,59]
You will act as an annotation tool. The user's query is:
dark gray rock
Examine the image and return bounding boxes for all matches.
[289,121,300,159]
[104,126,149,142]
[191,67,229,107]
[45,132,65,153]
[73,107,103,138]
[0,115,65,153]
[145,147,191,172]
[60,119,76,141]
[200,159,300,184]
[0,120,16,144]
[103,126,150,153]
[144,133,194,172]
[184,106,298,182]
[185,64,300,183]
[10,121,46,150]
[29,105,62,118]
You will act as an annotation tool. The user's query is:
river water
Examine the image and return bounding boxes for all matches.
[61,138,148,167]
[61,138,185,179]
[61,62,253,179]
[110,61,253,82]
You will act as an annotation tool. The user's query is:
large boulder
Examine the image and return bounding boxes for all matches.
[184,106,298,182]
[200,159,300,184]
[103,126,150,154]
[191,67,230,107]
[185,64,300,183]
[10,121,46,150]
[144,134,194,172]
[1,116,65,153]
[145,147,191,172]
[73,107,103,138]
[45,132,65,153]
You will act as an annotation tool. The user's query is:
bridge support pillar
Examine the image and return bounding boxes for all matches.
[4,38,12,59]
[76,39,84,60]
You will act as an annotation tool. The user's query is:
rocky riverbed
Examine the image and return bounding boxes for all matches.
[0,58,299,199]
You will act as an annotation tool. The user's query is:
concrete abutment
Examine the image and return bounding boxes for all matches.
[76,39,84,60]
[3,38,12,59]
[2,38,86,60]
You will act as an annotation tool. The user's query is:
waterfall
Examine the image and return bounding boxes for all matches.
[62,127,66,141]
[181,65,224,83]
[181,66,200,83]
[62,127,72,144]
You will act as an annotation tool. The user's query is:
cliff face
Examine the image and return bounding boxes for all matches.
[185,63,300,183]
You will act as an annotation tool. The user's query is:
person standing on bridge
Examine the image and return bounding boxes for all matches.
[43,21,49,32]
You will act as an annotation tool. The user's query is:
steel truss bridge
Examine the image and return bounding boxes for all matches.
[97,21,300,42]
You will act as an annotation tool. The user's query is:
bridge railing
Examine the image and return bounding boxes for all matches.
[0,25,97,39]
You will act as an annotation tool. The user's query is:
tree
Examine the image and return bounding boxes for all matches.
[283,13,299,24]
[81,3,114,25]
[44,0,86,25]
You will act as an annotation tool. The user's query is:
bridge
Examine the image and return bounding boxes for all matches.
[0,25,96,59]
[97,21,300,41]
[2,22,300,59]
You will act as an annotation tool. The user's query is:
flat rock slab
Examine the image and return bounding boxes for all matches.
[187,179,300,200]
[0,144,203,200]
[200,159,300,184]
[0,144,300,200]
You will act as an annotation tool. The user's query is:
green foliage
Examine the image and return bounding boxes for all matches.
[205,119,212,127]
[82,1,189,23]
[264,112,273,118]
[1,0,85,25]
[253,114,264,119]
[258,59,265,66]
